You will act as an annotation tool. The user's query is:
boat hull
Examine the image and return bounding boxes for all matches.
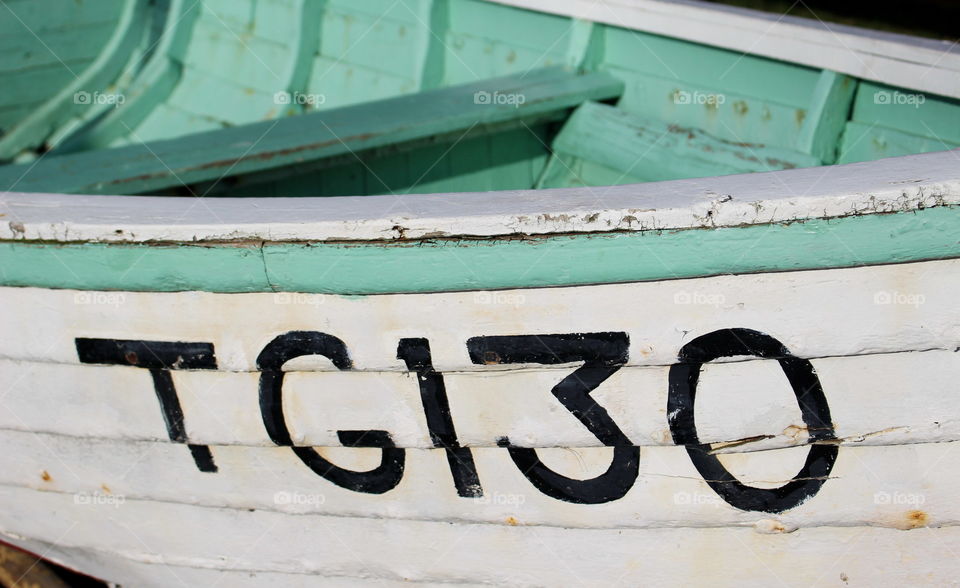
[1,116,959,587]
[1,256,958,584]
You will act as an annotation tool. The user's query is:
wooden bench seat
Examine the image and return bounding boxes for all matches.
[0,67,623,195]
[537,101,821,189]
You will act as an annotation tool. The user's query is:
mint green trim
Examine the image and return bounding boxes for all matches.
[1,207,958,294]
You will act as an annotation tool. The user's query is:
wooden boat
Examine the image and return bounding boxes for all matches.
[1,0,959,585]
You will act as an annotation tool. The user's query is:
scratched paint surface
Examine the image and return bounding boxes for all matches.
[0,263,957,583]
[2,260,958,503]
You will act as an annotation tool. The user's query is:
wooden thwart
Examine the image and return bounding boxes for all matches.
[0,67,623,195]
[538,101,821,188]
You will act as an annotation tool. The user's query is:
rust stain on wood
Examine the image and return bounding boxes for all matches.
[904,510,929,529]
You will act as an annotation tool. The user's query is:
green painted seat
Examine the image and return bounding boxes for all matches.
[0,67,623,196]
[536,101,821,188]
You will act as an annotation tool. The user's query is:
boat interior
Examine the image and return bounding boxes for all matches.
[0,0,957,197]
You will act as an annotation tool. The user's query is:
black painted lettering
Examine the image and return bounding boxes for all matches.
[257,331,404,494]
[398,338,483,497]
[75,338,219,472]
[467,332,639,504]
[667,328,838,513]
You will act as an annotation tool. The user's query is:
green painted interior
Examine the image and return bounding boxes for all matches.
[537,100,820,189]
[0,1,124,110]
[0,67,620,195]
[2,206,958,294]
[1,0,958,195]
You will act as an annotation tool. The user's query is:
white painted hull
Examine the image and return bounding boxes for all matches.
[0,54,958,585]
[1,257,958,585]
[0,0,958,578]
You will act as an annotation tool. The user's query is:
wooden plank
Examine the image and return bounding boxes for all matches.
[849,81,960,144]
[0,258,957,370]
[612,70,812,151]
[0,348,956,450]
[165,67,286,125]
[0,0,147,160]
[0,539,422,588]
[838,121,960,164]
[0,66,623,195]
[0,22,115,73]
[50,0,203,153]
[305,55,419,110]
[3,147,956,244]
[487,0,960,100]
[418,0,450,90]
[442,0,572,85]
[318,2,430,81]
[602,24,821,110]
[795,70,857,164]
[0,430,956,529]
[539,101,820,187]
[177,21,294,93]
[2,203,959,294]
[193,117,552,196]
[1,485,958,586]
[0,60,95,109]
[0,0,125,35]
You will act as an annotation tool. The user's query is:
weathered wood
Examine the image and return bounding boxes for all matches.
[51,0,202,154]
[488,0,960,100]
[0,430,955,529]
[2,148,957,244]
[2,203,957,294]
[1,259,956,369]
[0,67,622,195]
[0,3,959,585]
[795,70,857,164]
[3,0,959,189]
[0,0,147,160]
[0,348,956,450]
[849,81,960,145]
[538,101,820,187]
[1,486,957,586]
[0,542,69,588]
[839,122,960,164]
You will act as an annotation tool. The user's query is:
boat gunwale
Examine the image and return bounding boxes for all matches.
[488,0,960,100]
[1,150,958,245]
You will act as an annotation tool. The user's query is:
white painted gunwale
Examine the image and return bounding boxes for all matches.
[491,0,960,100]
[1,150,959,243]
